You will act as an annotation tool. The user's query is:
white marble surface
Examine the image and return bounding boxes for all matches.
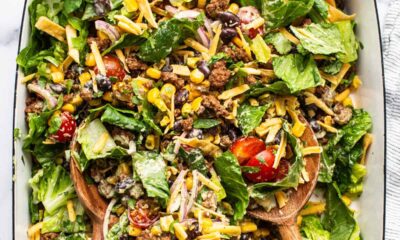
[0,0,391,239]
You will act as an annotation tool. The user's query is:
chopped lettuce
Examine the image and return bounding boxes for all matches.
[322,184,360,240]
[178,148,208,176]
[272,54,324,93]
[308,0,329,23]
[250,35,271,63]
[321,60,343,75]
[261,0,314,31]
[106,212,129,240]
[264,32,292,55]
[29,165,76,214]
[290,23,345,55]
[214,151,249,220]
[101,106,147,132]
[138,14,204,62]
[301,215,330,240]
[102,33,148,55]
[246,81,291,97]
[132,151,170,204]
[193,119,221,129]
[336,20,359,63]
[141,100,163,135]
[237,103,269,135]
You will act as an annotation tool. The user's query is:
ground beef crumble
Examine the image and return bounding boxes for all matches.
[209,60,231,89]
[205,0,229,18]
[202,95,229,117]
[25,96,44,114]
[220,44,252,63]
[87,37,111,52]
[126,55,148,71]
[333,103,353,125]
[161,72,185,89]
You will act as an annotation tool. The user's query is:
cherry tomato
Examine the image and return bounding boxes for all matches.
[94,55,126,81]
[230,137,266,164]
[274,159,290,181]
[244,147,278,183]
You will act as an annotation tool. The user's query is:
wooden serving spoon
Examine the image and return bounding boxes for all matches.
[70,132,107,240]
[248,115,321,240]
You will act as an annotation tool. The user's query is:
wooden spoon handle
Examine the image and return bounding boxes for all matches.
[278,222,302,240]
[92,220,104,240]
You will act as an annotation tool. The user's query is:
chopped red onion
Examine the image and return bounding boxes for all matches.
[27,84,58,109]
[95,20,120,43]
[174,10,200,19]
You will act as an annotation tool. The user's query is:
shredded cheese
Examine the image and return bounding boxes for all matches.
[360,133,373,165]
[218,84,249,100]
[35,16,66,42]
[209,24,222,56]
[255,118,282,137]
[21,73,36,84]
[137,0,159,28]
[184,38,209,53]
[317,120,338,133]
[304,92,335,115]
[66,200,76,222]
[197,172,221,192]
[243,17,265,30]
[172,64,191,76]
[115,49,130,73]
[28,222,43,237]
[273,131,287,169]
[328,5,356,22]
[302,146,323,156]
[287,109,306,138]
[90,41,106,76]
[236,27,252,58]
[279,28,300,45]
[65,25,80,64]
[275,191,288,208]
[300,202,326,216]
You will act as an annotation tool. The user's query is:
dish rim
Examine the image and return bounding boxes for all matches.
[11,0,387,238]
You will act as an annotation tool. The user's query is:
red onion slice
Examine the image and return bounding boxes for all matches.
[165,5,179,15]
[95,20,120,43]
[27,84,58,109]
[174,10,200,19]
[197,27,210,48]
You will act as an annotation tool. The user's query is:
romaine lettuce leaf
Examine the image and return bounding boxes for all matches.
[261,0,314,31]
[214,151,249,220]
[250,35,271,63]
[237,103,269,135]
[193,119,221,129]
[178,148,208,176]
[138,14,204,62]
[132,151,170,204]
[336,20,359,63]
[106,212,129,240]
[102,33,148,55]
[100,106,147,132]
[272,54,324,93]
[264,32,292,55]
[322,184,360,240]
[301,215,330,240]
[290,23,345,55]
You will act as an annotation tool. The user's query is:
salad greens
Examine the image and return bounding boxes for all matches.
[237,103,269,135]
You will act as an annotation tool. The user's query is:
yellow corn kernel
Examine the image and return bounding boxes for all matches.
[66,200,76,222]
[124,0,138,12]
[343,97,353,107]
[146,67,162,79]
[187,57,201,69]
[335,88,351,102]
[160,215,174,232]
[240,222,257,233]
[62,104,76,113]
[352,75,362,90]
[97,30,108,40]
[128,226,142,236]
[145,134,156,150]
[151,225,162,236]
[79,72,91,85]
[197,0,206,8]
[174,223,188,240]
[182,103,192,117]
[232,36,243,48]
[186,175,193,190]
[35,16,66,42]
[85,53,96,67]
[300,202,326,216]
[228,3,240,14]
[89,99,102,107]
[50,64,60,73]
[249,98,259,106]
[102,91,113,102]
[201,218,213,231]
[190,69,205,84]
[160,115,170,127]
[27,222,43,238]
[71,95,83,106]
[116,162,131,176]
[161,83,176,99]
[51,72,64,84]
[148,88,161,102]
[191,97,203,112]
[115,205,126,215]
[275,191,288,208]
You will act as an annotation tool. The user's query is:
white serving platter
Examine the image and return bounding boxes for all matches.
[13,0,386,239]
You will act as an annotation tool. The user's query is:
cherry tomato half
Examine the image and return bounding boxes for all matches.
[94,55,126,81]
[230,137,266,165]
[244,147,278,183]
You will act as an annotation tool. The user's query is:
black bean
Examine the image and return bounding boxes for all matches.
[228,128,240,142]
[175,89,189,106]
[240,233,252,240]
[218,12,240,28]
[197,60,211,77]
[173,121,183,132]
[96,75,112,91]
[221,27,238,44]
[50,84,66,94]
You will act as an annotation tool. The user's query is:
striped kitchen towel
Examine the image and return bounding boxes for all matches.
[382,1,400,239]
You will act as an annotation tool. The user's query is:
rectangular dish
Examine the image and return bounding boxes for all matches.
[13,0,386,239]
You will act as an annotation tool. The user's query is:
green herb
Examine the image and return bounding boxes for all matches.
[101,106,147,132]
[179,148,208,176]
[272,54,324,93]
[214,151,249,220]
[106,212,129,239]
[141,100,163,135]
[237,103,269,135]
[193,119,221,129]
[102,33,149,55]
